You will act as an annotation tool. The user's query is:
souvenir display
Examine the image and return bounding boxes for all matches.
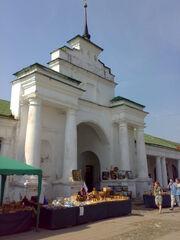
[72,170,82,181]
[110,170,117,179]
[126,171,133,179]
[46,184,130,210]
[102,171,109,180]
[102,167,135,180]
[0,202,32,214]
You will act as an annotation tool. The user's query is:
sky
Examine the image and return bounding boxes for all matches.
[0,0,180,142]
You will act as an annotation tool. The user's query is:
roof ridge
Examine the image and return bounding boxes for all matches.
[144,133,180,145]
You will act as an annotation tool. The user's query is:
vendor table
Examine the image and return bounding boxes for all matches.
[143,194,171,208]
[0,211,32,236]
[107,200,131,218]
[77,202,108,225]
[39,200,131,230]
[39,207,78,229]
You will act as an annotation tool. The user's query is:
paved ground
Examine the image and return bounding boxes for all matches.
[1,204,180,240]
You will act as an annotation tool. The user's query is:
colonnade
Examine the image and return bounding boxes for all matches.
[118,121,148,178]
[156,156,180,187]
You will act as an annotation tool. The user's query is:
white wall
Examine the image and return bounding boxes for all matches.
[49,38,115,106]
[41,105,66,180]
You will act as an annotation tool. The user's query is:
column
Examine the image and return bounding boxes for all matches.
[119,122,130,170]
[128,126,135,172]
[156,156,163,186]
[25,98,41,168]
[161,157,168,187]
[136,126,148,178]
[1,138,11,156]
[62,108,77,181]
[16,102,28,162]
[178,160,180,179]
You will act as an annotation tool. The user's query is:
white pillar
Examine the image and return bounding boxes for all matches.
[1,139,10,156]
[119,122,130,170]
[112,123,119,168]
[178,160,180,179]
[128,126,135,172]
[62,108,77,181]
[25,98,41,168]
[161,157,168,187]
[16,103,28,162]
[136,126,148,178]
[156,156,163,186]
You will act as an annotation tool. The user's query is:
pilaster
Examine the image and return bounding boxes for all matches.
[161,156,168,187]
[62,108,77,181]
[178,160,180,179]
[156,156,163,186]
[25,97,41,167]
[119,122,130,171]
[136,126,148,178]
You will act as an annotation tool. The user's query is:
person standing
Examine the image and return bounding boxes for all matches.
[154,181,162,214]
[175,178,180,206]
[168,178,180,210]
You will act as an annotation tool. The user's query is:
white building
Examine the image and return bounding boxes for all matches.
[0,3,180,199]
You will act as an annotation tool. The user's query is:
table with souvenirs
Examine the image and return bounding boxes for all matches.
[0,167,133,234]
[39,186,132,230]
[0,199,34,236]
[143,191,171,208]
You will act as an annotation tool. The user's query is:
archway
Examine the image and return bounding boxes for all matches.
[77,121,109,191]
[78,151,100,191]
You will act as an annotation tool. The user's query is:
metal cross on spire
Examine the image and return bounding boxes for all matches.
[83,0,91,40]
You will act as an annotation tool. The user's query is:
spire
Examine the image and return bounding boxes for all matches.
[83,0,91,40]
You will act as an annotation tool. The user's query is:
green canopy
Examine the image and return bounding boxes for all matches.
[0,156,42,231]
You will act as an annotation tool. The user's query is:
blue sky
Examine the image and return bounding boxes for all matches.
[0,0,180,142]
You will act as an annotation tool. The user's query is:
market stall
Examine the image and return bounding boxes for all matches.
[39,187,131,230]
[0,156,42,236]
[143,193,171,208]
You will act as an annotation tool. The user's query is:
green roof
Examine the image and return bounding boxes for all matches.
[0,99,12,118]
[134,132,180,151]
[144,134,180,150]
[111,96,145,108]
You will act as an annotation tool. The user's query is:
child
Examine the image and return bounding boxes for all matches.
[154,181,162,214]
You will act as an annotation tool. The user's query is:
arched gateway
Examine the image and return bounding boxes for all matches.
[78,151,100,191]
[77,122,109,191]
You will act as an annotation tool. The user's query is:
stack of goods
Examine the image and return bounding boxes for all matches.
[47,186,130,209]
[109,184,132,198]
[0,201,33,214]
